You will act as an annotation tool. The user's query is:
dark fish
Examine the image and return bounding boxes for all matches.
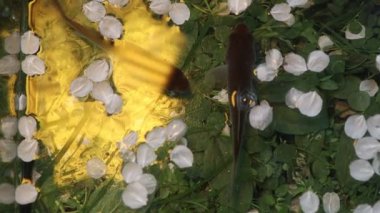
[227,24,257,210]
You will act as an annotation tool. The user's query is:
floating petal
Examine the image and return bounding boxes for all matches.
[122,162,143,183]
[149,0,171,15]
[299,190,320,213]
[137,173,157,194]
[18,116,37,139]
[86,157,107,179]
[270,3,292,22]
[91,81,113,104]
[136,144,157,168]
[21,31,40,55]
[212,89,229,104]
[256,63,277,82]
[307,50,330,72]
[17,139,39,162]
[70,76,93,98]
[15,184,38,205]
[287,0,308,8]
[318,35,334,50]
[0,55,20,75]
[1,116,17,139]
[0,139,17,163]
[354,137,380,160]
[84,59,110,82]
[146,127,166,149]
[322,192,340,213]
[345,23,366,40]
[353,204,373,213]
[82,1,106,22]
[170,145,193,168]
[98,16,123,39]
[105,94,123,114]
[296,91,323,117]
[285,87,304,109]
[4,31,20,54]
[169,3,190,25]
[349,159,374,182]
[109,0,129,7]
[367,115,380,140]
[122,182,148,209]
[21,55,45,76]
[249,100,273,130]
[359,79,378,97]
[228,0,252,15]
[344,115,367,139]
[0,183,15,204]
[283,53,307,76]
[166,119,187,141]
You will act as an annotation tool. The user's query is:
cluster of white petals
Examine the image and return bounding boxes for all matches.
[0,183,15,204]
[4,31,20,54]
[285,88,323,117]
[249,100,273,130]
[322,192,340,213]
[299,190,319,213]
[228,0,252,15]
[345,22,366,40]
[15,183,38,205]
[256,49,282,82]
[212,89,229,104]
[359,79,379,97]
[270,3,297,26]
[149,1,190,25]
[70,59,122,114]
[0,55,20,75]
[284,50,329,75]
[86,157,107,179]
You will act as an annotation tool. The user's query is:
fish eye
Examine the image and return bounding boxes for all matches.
[238,92,257,109]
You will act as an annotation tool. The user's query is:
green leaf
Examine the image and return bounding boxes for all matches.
[273,144,297,164]
[214,26,231,43]
[347,91,371,111]
[348,20,363,34]
[312,157,330,181]
[319,79,339,90]
[335,133,356,187]
[328,57,345,74]
[273,105,329,135]
[332,76,361,99]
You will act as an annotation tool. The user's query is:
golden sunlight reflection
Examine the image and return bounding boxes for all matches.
[27,0,187,185]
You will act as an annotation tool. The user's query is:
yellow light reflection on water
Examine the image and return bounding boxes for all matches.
[27,0,187,185]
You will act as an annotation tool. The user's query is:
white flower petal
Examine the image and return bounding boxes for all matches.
[354,137,380,160]
[349,159,374,182]
[82,1,106,22]
[283,14,295,26]
[256,63,277,82]
[353,204,373,213]
[376,55,380,72]
[18,116,37,139]
[0,55,20,75]
[108,0,129,7]
[90,81,113,104]
[122,162,143,183]
[105,94,123,114]
[0,139,17,163]
[21,31,40,55]
[322,192,340,213]
[84,59,110,82]
[367,115,380,140]
[118,131,138,154]
[149,0,171,15]
[285,87,304,109]
[122,182,148,209]
[17,139,39,162]
[212,89,229,104]
[359,79,379,97]
[137,173,157,194]
[318,35,334,50]
[21,55,45,76]
[307,50,330,72]
[299,190,319,213]
[345,24,366,40]
[4,31,20,54]
[169,3,190,25]
[16,94,26,111]
[166,119,187,141]
[98,16,123,39]
[146,127,166,149]
[296,91,323,117]
[249,100,273,130]
[283,53,307,76]
[287,0,308,8]
[344,115,367,139]
[86,157,107,179]
[136,144,157,168]
[170,145,193,168]
[372,153,380,175]
[373,200,380,212]
[1,116,17,139]
[15,184,38,205]
[122,150,136,163]
[270,3,292,22]
[70,76,93,98]
[0,183,15,204]
[228,0,252,15]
